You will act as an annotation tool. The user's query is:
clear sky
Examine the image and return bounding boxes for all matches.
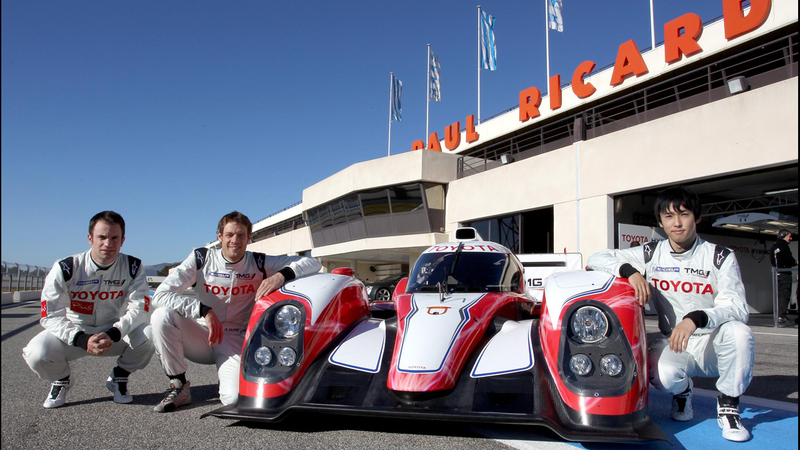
[1,0,727,268]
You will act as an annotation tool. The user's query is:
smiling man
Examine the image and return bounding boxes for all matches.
[586,186,755,442]
[150,211,321,413]
[22,211,154,409]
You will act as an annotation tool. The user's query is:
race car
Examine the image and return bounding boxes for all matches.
[205,228,665,443]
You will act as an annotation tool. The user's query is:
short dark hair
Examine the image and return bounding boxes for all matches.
[778,229,792,240]
[89,211,126,237]
[654,186,701,222]
[217,211,253,236]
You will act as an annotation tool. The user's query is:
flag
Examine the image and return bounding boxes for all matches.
[429,49,441,102]
[480,10,497,71]
[391,74,402,122]
[548,0,563,32]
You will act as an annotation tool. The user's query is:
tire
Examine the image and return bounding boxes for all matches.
[375,288,392,302]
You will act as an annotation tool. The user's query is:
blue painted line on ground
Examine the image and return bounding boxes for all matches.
[563,388,798,449]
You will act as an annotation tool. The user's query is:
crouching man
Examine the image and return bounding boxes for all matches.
[23,211,154,408]
[586,186,754,442]
[150,211,321,412]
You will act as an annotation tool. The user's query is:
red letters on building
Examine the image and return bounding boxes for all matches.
[427,133,442,151]
[519,87,542,122]
[571,61,597,99]
[549,75,562,110]
[412,140,425,151]
[445,122,461,150]
[665,13,704,64]
[610,40,649,86]
[466,115,479,143]
[723,0,771,40]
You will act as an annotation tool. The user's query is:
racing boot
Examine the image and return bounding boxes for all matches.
[106,367,133,404]
[43,375,73,409]
[718,395,750,442]
[154,379,191,413]
[671,379,693,421]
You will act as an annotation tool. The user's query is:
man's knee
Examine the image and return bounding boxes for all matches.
[717,321,754,347]
[150,307,180,332]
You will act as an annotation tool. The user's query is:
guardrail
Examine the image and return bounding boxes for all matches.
[1,261,47,292]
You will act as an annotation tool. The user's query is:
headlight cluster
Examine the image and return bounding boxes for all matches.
[275,305,302,338]
[567,306,623,377]
[570,306,608,343]
[252,346,298,367]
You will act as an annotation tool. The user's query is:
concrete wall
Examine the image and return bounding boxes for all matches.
[302,150,459,210]
[446,78,798,258]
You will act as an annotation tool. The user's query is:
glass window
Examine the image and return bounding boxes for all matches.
[406,250,521,293]
[389,184,424,213]
[330,200,347,226]
[360,189,391,216]
[318,204,333,229]
[343,194,362,222]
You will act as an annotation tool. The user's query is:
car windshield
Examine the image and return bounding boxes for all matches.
[406,251,519,293]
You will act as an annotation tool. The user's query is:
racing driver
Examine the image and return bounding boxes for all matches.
[150,211,321,412]
[22,211,154,408]
[587,186,754,442]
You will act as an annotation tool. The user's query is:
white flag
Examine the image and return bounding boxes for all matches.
[548,0,563,32]
[429,50,441,102]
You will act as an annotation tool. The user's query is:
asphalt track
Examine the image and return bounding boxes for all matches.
[2,300,797,450]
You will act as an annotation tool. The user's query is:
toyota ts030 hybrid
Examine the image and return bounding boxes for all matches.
[205,229,666,442]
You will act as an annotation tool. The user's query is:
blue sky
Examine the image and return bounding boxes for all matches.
[1,0,727,267]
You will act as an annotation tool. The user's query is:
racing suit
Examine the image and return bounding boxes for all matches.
[22,250,154,381]
[587,237,754,398]
[150,249,321,405]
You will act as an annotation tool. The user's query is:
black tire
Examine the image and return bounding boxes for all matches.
[375,288,392,302]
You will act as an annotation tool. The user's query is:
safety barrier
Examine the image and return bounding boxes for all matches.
[1,261,47,292]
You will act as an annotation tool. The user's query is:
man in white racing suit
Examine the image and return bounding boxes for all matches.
[150,211,321,412]
[587,186,754,442]
[22,211,154,408]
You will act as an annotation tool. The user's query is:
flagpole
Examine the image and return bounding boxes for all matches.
[426,44,431,147]
[545,0,550,92]
[477,5,481,124]
[388,72,393,157]
[649,0,656,50]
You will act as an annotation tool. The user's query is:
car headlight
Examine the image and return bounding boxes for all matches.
[274,305,302,338]
[600,354,623,377]
[278,347,297,366]
[569,354,592,376]
[571,306,608,343]
[254,346,272,366]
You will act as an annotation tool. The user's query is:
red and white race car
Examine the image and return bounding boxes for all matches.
[206,229,665,443]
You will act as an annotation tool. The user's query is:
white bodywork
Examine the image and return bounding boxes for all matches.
[281,274,362,325]
[471,319,535,378]
[396,293,483,373]
[329,318,386,373]
[543,270,615,329]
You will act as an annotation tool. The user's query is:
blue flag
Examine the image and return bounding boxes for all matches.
[391,74,402,122]
[429,49,441,102]
[480,10,497,71]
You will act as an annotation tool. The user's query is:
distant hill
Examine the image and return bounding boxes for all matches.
[144,262,180,276]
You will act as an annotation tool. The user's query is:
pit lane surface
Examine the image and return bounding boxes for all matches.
[2,301,797,450]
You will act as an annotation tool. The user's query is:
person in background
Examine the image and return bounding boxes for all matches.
[150,211,321,413]
[586,186,754,442]
[22,211,154,408]
[770,229,797,326]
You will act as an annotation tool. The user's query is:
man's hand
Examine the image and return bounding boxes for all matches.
[256,273,286,300]
[668,318,697,353]
[205,309,223,346]
[87,332,113,355]
[628,272,651,306]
